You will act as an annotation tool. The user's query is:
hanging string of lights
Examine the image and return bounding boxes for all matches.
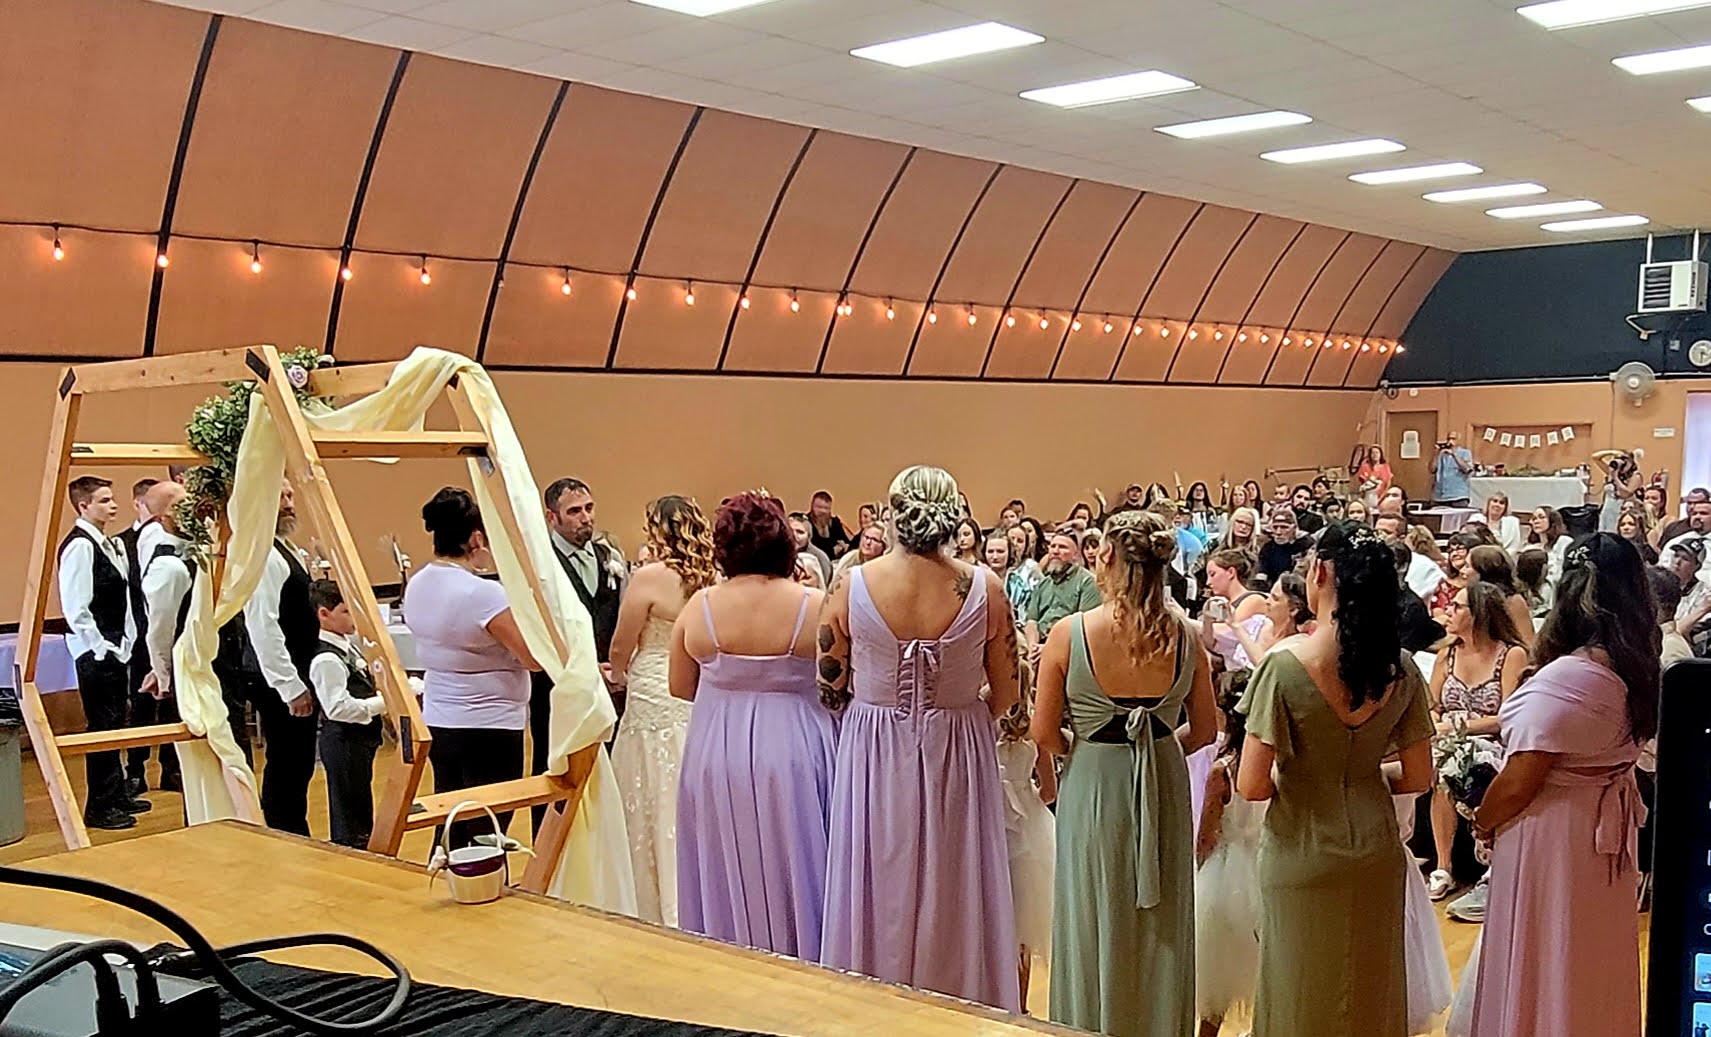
[12,220,1405,355]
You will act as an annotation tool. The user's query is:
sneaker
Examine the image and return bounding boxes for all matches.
[1427,869,1455,901]
[120,798,153,814]
[1448,879,1488,923]
[125,776,147,798]
[85,808,137,831]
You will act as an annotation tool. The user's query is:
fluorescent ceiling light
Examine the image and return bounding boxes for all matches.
[851,22,1043,68]
[1614,43,1711,74]
[1486,199,1603,218]
[1518,0,1711,29]
[1155,110,1311,139]
[1349,162,1482,185]
[1022,70,1197,108]
[629,0,778,12]
[1541,214,1650,231]
[1424,182,1547,203]
[1260,139,1404,164]
[1689,95,1711,111]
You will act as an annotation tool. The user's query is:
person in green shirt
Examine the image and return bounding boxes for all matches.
[1026,528,1101,661]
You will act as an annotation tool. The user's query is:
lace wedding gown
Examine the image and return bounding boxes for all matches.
[609,616,693,926]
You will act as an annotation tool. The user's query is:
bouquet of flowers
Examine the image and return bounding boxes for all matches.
[1431,714,1503,821]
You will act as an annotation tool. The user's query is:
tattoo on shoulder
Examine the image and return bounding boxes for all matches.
[953,569,973,602]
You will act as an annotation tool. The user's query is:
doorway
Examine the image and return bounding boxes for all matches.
[1387,410,1439,504]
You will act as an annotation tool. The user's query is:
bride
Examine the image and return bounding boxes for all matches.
[607,495,717,926]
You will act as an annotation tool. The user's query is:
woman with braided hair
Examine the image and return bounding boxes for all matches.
[1033,509,1217,1036]
[818,465,1023,1011]
[608,494,718,926]
[1235,520,1435,1037]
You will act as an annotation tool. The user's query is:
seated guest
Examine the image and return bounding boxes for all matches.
[787,513,833,587]
[1657,489,1710,546]
[1481,493,1524,555]
[405,487,539,848]
[1257,507,1311,585]
[806,491,851,560]
[985,531,1031,619]
[1218,506,1262,555]
[1345,499,1371,525]
[831,523,887,582]
[308,580,387,849]
[1667,538,1711,654]
[1391,542,1446,653]
[1617,505,1658,565]
[1525,506,1574,586]
[1467,546,1537,650]
[1007,522,1042,584]
[1026,529,1102,660]
[1513,547,1553,621]
[1290,486,1325,535]
[1375,513,1442,604]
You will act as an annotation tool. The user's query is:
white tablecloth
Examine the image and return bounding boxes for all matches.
[1414,507,1480,533]
[1469,476,1587,512]
[384,621,419,673]
[0,634,79,694]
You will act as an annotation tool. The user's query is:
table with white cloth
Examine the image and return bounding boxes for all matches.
[1413,506,1480,534]
[0,633,78,694]
[1468,475,1587,512]
[384,621,420,673]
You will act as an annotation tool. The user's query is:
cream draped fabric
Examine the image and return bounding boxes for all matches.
[171,347,637,915]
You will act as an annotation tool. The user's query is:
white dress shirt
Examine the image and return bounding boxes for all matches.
[141,531,191,693]
[136,520,168,573]
[57,517,134,660]
[549,529,628,596]
[243,539,309,704]
[310,630,387,725]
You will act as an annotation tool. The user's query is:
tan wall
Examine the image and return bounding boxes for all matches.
[10,361,1377,623]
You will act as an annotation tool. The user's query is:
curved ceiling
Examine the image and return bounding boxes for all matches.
[0,0,1452,388]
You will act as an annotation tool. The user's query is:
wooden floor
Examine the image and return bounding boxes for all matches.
[0,748,1631,1036]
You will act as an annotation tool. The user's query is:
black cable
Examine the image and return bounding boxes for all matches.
[0,940,160,1031]
[0,864,411,1034]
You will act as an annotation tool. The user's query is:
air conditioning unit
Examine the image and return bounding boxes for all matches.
[1638,259,1707,313]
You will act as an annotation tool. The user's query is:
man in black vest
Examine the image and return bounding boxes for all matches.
[530,477,624,831]
[57,476,150,831]
[128,480,183,794]
[240,482,320,837]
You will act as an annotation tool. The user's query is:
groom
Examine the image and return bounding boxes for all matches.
[530,477,625,831]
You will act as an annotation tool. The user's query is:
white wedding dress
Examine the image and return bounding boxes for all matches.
[609,616,693,926]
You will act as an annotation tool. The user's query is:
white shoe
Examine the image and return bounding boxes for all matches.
[1427,869,1454,901]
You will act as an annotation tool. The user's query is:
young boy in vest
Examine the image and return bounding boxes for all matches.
[308,581,386,848]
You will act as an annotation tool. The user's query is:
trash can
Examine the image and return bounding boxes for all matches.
[0,719,25,846]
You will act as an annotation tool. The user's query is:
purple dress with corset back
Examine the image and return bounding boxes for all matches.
[820,567,1021,1012]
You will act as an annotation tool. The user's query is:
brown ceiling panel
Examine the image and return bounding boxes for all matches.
[751,133,912,293]
[1372,248,1457,338]
[332,253,490,362]
[508,88,695,272]
[724,290,846,373]
[1340,343,1394,388]
[1332,241,1426,337]
[1140,206,1255,319]
[847,152,997,302]
[988,311,1093,380]
[1265,339,1326,387]
[483,270,626,369]
[1293,233,1387,332]
[173,20,397,245]
[354,55,559,257]
[1172,324,1249,384]
[822,298,922,376]
[906,306,1007,379]
[935,169,1074,305]
[1305,339,1364,387]
[0,0,208,229]
[0,227,152,357]
[1078,195,1199,317]
[611,277,737,370]
[1244,225,1349,328]
[1110,320,1189,383]
[639,111,810,284]
[1051,319,1133,382]
[154,239,335,355]
[1216,334,1284,386]
[1195,215,1308,325]
[1009,182,1139,312]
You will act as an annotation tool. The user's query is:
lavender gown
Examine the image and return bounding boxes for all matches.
[676,589,836,961]
[821,567,1021,1012]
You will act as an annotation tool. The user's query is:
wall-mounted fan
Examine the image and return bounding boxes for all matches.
[1612,361,1658,406]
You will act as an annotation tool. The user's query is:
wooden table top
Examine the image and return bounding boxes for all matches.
[0,822,1065,1036]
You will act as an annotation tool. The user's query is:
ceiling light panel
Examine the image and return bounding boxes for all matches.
[1349,162,1482,185]
[1541,214,1649,231]
[1614,43,1711,74]
[630,0,780,13]
[850,22,1044,68]
[1155,111,1312,138]
[1021,70,1197,108]
[1423,182,1548,203]
[1485,199,1603,218]
[1517,0,1711,29]
[1260,139,1405,164]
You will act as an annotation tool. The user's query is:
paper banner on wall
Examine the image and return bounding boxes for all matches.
[1400,430,1421,459]
[1483,427,1497,442]
[1499,432,1513,446]
[1529,434,1542,448]
[1547,431,1560,445]
[1561,426,1576,441]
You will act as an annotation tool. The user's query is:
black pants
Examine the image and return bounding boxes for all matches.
[429,725,525,850]
[319,721,381,849]
[74,652,130,818]
[244,676,319,837]
[126,653,181,786]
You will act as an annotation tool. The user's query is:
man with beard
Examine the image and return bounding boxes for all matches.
[787,512,833,587]
[1024,527,1100,662]
[807,491,851,560]
[240,482,321,836]
[131,480,187,793]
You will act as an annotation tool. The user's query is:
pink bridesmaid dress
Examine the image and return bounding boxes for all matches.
[1469,653,1646,1037]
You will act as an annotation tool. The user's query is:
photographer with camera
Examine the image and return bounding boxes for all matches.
[1591,448,1643,533]
[1431,431,1475,508]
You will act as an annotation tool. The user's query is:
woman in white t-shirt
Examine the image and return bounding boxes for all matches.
[1481,492,1525,555]
[402,487,538,847]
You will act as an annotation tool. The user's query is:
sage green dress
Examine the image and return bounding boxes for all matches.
[1049,614,1197,1037]
[1238,650,1433,1037]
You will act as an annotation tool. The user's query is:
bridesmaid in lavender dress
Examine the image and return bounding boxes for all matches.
[817,465,1023,1012]
[672,493,834,961]
[1469,533,1654,1037]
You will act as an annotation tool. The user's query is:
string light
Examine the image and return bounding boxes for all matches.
[1187,327,1198,340]
[885,299,895,321]
[1237,331,1248,343]
[1039,316,1050,331]
[1130,323,1142,336]
[418,257,431,286]
[249,242,263,275]
[1161,326,1171,338]
[1281,336,1291,346]
[927,308,938,324]
[1259,333,1269,344]
[1395,345,1406,354]
[626,283,637,301]
[966,308,977,326]
[1213,329,1224,341]
[789,291,800,313]
[1071,318,1082,332]
[1341,339,1352,350]
[739,293,750,309]
[1103,319,1114,334]
[156,251,170,269]
[684,281,695,306]
[1360,342,1371,352]
[1005,311,1016,328]
[561,269,573,296]
[51,226,63,262]
[1378,343,1390,354]
[340,264,353,282]
[1303,337,1314,347]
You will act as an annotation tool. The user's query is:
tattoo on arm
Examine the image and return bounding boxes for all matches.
[816,620,852,710]
[1000,619,1020,686]
[953,569,973,602]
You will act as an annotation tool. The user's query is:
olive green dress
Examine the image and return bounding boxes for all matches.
[1238,650,1433,1037]
[1049,614,1197,1037]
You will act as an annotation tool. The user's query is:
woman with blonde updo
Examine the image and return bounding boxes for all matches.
[819,465,1023,1011]
[608,494,718,926]
[1033,510,1218,1036]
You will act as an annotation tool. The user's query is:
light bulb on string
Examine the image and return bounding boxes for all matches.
[157,251,170,269]
[561,269,573,296]
[418,257,431,286]
[927,308,938,325]
[1213,329,1224,341]
[1341,339,1352,350]
[1103,319,1114,334]
[885,299,895,321]
[1039,316,1050,331]
[1187,327,1198,340]
[1303,337,1314,347]
[684,282,695,306]
[626,283,638,302]
[1130,323,1142,336]
[739,293,750,309]
[1259,333,1269,344]
[966,308,977,327]
[789,291,800,313]
[1005,311,1016,328]
[1395,345,1406,354]
[51,226,64,262]
[1071,318,1082,332]
[1282,336,1291,346]
[250,242,263,275]
[1237,331,1247,343]
[340,265,353,282]
[1360,342,1371,352]
[1161,326,1170,338]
